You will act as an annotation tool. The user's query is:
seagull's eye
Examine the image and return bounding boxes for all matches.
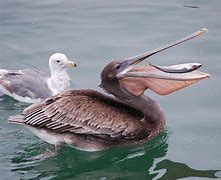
[56,60,61,63]
[115,64,121,70]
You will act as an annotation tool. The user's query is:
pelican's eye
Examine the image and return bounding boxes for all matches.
[56,60,61,63]
[115,64,121,70]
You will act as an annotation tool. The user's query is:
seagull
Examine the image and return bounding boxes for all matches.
[0,53,76,103]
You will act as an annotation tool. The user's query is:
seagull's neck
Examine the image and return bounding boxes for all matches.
[47,69,71,95]
[50,69,70,80]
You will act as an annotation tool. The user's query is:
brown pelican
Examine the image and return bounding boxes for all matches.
[0,53,76,103]
[9,29,209,155]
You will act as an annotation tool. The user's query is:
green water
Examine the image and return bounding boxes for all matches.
[1,1,221,179]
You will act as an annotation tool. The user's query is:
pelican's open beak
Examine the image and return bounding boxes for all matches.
[117,28,210,96]
[65,60,77,67]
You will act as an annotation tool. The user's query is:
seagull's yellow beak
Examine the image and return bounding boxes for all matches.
[65,60,77,67]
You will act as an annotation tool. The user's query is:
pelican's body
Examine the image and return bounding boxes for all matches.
[9,29,210,153]
[11,89,165,151]
[0,53,76,103]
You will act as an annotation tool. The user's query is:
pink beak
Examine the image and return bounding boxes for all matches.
[116,29,210,96]
[119,63,209,96]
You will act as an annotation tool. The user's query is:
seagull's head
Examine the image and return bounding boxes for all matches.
[49,53,77,73]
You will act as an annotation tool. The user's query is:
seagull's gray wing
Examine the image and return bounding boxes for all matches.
[0,69,52,100]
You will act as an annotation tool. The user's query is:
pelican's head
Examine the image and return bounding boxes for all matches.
[101,29,210,97]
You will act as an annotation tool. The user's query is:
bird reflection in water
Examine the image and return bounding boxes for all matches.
[10,131,168,179]
[149,159,220,179]
[8,128,221,179]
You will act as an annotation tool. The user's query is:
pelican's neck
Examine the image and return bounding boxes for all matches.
[114,88,165,126]
[47,69,71,95]
[102,80,165,126]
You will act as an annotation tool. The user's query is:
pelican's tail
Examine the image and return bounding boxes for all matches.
[8,115,25,125]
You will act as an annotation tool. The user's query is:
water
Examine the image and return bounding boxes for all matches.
[1,0,221,179]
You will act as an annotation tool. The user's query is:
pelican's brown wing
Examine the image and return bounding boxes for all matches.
[22,89,149,140]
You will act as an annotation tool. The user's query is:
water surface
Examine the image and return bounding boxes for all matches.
[1,0,221,179]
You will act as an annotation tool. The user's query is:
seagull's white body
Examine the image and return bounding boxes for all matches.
[47,71,71,96]
[0,53,76,103]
